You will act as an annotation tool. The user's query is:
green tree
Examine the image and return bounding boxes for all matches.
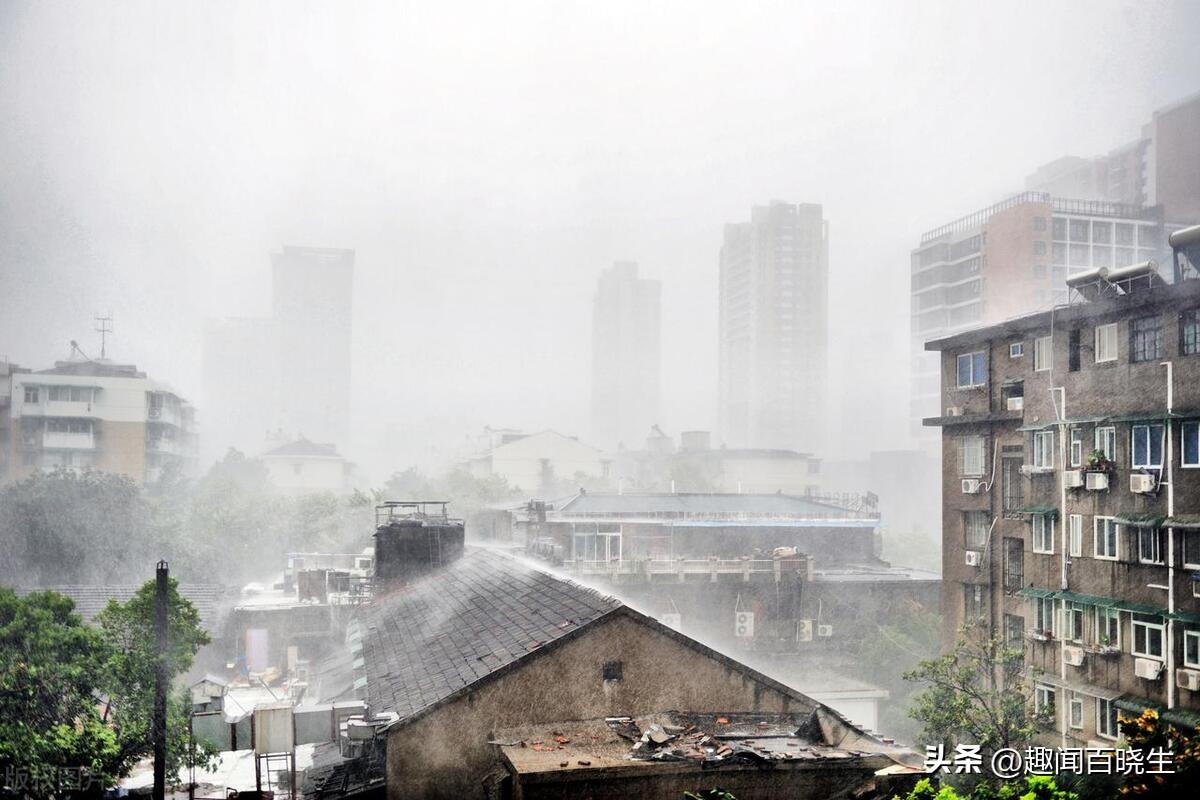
[0,589,118,793]
[894,775,1078,800]
[94,578,217,782]
[0,469,155,586]
[904,627,1040,756]
[1116,709,1200,797]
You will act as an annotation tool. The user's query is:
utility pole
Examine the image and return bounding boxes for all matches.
[153,561,170,800]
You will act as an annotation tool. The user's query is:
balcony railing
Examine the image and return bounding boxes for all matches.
[563,557,808,583]
[42,431,96,450]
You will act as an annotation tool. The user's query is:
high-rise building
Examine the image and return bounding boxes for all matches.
[910,194,1170,448]
[272,246,354,447]
[718,201,828,454]
[590,262,661,450]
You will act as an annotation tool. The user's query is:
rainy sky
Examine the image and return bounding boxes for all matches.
[2,0,1199,478]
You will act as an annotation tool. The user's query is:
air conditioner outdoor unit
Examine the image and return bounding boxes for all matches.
[961,479,982,494]
[797,619,813,642]
[946,406,963,417]
[817,624,833,638]
[148,406,161,420]
[1063,645,1085,667]
[1130,473,1156,494]
[1006,396,1024,411]
[734,611,755,638]
[1134,658,1164,680]
[965,551,981,567]
[660,613,682,630]
[1063,471,1085,489]
[1176,669,1200,692]
[1086,472,1109,491]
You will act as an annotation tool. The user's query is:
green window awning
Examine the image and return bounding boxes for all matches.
[1115,600,1168,617]
[1013,505,1059,518]
[1113,513,1166,528]
[1056,590,1120,609]
[1108,412,1170,423]
[1165,514,1200,530]
[1172,610,1200,625]
[1114,696,1200,731]
[1018,587,1057,599]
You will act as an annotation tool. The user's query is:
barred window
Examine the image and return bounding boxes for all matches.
[1130,316,1163,363]
[1181,310,1200,356]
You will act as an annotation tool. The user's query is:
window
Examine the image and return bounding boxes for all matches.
[957,351,986,388]
[1033,430,1054,469]
[1138,527,1163,564]
[1066,603,1085,642]
[1005,613,1025,648]
[1034,216,1047,232]
[1069,694,1084,729]
[23,386,38,403]
[1183,422,1199,468]
[1070,429,1083,467]
[1035,684,1057,719]
[1032,515,1055,554]
[1095,427,1116,461]
[1033,336,1052,371]
[1096,606,1120,648]
[602,660,624,681]
[1003,537,1024,589]
[959,436,986,476]
[964,511,989,549]
[1002,457,1024,514]
[1068,329,1081,371]
[1132,424,1164,469]
[1132,613,1164,659]
[1185,531,1200,569]
[1095,323,1118,363]
[963,584,985,621]
[1097,698,1119,739]
[1034,241,1047,256]
[1181,310,1200,356]
[1068,514,1082,557]
[1184,630,1200,668]
[1095,517,1118,560]
[1010,342,1024,358]
[1035,597,1057,635]
[1130,316,1163,362]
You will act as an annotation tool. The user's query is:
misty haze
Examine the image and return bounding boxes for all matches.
[2,2,1200,800]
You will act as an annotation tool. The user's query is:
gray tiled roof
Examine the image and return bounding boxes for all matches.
[358,549,622,721]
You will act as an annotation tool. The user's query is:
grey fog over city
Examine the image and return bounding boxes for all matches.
[2,2,1200,799]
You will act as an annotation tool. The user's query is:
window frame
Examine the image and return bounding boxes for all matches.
[1032,515,1055,554]
[1035,597,1057,635]
[1096,606,1120,649]
[1010,342,1024,358]
[1184,531,1200,570]
[1137,527,1164,565]
[1131,423,1164,469]
[1184,630,1200,669]
[1096,698,1119,740]
[959,435,986,477]
[1032,430,1054,469]
[1095,426,1116,461]
[1130,315,1164,363]
[1182,421,1200,469]
[964,511,989,550]
[1095,322,1118,363]
[956,351,987,389]
[1035,684,1057,718]
[23,385,39,403]
[1181,309,1200,357]
[1094,517,1118,560]
[1069,428,1083,468]
[1033,336,1052,372]
[1066,602,1085,642]
[1068,514,1083,557]
[1068,694,1084,729]
[1131,613,1165,660]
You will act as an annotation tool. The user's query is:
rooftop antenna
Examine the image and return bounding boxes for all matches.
[94,314,113,359]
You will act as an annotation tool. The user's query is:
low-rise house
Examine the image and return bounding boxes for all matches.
[464,429,611,494]
[261,436,354,494]
[342,536,916,800]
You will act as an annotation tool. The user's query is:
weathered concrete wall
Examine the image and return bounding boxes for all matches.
[385,612,817,800]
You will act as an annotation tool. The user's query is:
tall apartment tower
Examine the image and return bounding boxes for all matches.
[271,246,354,447]
[591,261,661,450]
[718,201,829,454]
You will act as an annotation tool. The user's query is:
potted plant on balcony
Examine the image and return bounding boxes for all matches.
[1093,634,1120,656]
[1084,449,1116,474]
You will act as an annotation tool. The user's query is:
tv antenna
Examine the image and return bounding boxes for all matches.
[94,314,113,359]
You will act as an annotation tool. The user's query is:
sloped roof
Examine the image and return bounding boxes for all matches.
[19,584,234,631]
[37,360,145,378]
[262,438,342,459]
[357,550,623,721]
[555,492,870,518]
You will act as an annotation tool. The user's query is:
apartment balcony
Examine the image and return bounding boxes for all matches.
[42,430,96,450]
[146,437,182,455]
[22,400,98,419]
[146,406,183,427]
[562,556,809,585]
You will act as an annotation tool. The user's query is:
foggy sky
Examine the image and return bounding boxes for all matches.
[2,0,1199,480]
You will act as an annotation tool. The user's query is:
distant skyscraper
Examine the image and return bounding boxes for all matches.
[272,246,354,447]
[718,201,829,454]
[591,261,661,450]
